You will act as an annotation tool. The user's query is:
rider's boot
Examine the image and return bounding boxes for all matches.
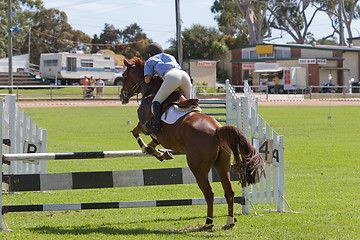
[147,101,162,135]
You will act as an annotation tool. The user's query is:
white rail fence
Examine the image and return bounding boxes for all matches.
[2,95,47,175]
[225,79,287,214]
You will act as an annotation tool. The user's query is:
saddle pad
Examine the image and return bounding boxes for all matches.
[161,106,190,124]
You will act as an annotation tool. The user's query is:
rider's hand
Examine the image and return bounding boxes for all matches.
[145,75,152,84]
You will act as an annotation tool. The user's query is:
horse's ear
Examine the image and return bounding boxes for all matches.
[124,58,131,67]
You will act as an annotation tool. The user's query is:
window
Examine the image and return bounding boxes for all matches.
[81,59,93,68]
[274,49,283,58]
[67,57,77,72]
[242,50,250,59]
[259,53,274,58]
[44,59,58,67]
[104,57,111,60]
[250,50,257,59]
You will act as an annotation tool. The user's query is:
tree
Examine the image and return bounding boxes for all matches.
[0,0,43,58]
[235,0,270,45]
[168,24,228,60]
[211,0,248,47]
[91,23,121,53]
[314,0,360,44]
[91,23,150,60]
[267,0,323,44]
[306,33,338,45]
[118,23,150,59]
[26,8,91,64]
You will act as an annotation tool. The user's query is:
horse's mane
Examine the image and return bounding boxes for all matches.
[130,57,144,66]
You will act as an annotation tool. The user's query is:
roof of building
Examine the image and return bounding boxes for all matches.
[230,42,360,52]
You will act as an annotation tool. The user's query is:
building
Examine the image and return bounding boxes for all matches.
[0,54,29,72]
[230,43,360,92]
[182,59,218,86]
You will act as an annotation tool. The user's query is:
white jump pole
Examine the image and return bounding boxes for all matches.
[2,150,179,163]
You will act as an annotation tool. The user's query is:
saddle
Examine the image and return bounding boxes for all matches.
[141,91,200,134]
[162,97,200,114]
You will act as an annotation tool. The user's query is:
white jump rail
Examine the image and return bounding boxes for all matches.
[2,150,178,162]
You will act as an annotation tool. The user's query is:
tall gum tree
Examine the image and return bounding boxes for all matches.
[235,0,269,44]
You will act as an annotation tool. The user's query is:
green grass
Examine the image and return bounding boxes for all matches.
[0,86,123,99]
[1,105,360,239]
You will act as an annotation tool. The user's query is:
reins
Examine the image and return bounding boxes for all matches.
[122,62,145,102]
[129,78,145,96]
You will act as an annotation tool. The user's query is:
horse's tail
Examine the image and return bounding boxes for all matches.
[216,126,265,187]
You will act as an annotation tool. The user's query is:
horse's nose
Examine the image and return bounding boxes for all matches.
[120,90,128,104]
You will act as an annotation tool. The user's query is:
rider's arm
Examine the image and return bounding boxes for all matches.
[145,75,152,84]
[144,58,154,84]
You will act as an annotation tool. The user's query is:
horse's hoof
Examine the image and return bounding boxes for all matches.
[222,223,235,230]
[163,151,174,160]
[200,224,214,231]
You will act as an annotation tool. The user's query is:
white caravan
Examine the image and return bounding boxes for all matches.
[39,52,124,85]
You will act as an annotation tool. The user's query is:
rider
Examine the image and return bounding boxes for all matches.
[144,42,192,135]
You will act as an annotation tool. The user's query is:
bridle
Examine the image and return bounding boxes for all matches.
[121,64,145,101]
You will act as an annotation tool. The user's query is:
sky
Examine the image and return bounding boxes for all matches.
[41,0,360,49]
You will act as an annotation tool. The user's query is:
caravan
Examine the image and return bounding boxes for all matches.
[39,52,124,85]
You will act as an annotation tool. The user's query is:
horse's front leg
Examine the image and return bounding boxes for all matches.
[131,122,148,153]
[131,122,173,161]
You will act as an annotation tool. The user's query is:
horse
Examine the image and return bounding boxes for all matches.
[120,57,265,230]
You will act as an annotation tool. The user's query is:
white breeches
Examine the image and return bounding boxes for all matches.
[153,68,192,104]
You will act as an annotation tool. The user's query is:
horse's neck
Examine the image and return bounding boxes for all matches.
[141,77,162,97]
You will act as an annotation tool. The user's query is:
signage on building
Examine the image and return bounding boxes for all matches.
[299,58,327,64]
[256,45,274,54]
[299,59,317,64]
[316,59,327,64]
[242,63,255,69]
[254,62,280,72]
[197,61,216,67]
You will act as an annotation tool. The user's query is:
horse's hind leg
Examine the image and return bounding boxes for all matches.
[190,169,215,230]
[214,150,236,229]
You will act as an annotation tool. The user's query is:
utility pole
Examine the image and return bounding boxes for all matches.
[7,0,13,94]
[28,28,31,63]
[339,0,345,45]
[175,0,183,66]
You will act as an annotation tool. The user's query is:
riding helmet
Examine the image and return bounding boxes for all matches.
[148,43,163,56]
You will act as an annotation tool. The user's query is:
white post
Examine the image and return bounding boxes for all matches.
[277,135,286,212]
[0,98,3,231]
[240,96,250,214]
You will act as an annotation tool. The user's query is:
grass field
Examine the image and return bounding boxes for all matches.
[0,86,123,100]
[1,105,360,239]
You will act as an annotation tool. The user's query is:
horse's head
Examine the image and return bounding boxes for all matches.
[120,57,145,104]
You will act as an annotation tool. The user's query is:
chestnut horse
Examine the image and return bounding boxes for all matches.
[120,57,264,230]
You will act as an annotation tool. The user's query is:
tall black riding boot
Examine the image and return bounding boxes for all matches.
[148,101,162,135]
